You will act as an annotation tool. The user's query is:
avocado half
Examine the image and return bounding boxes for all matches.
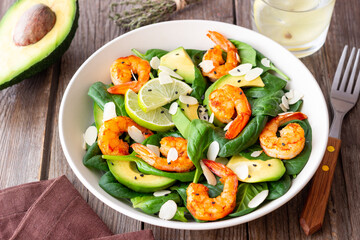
[0,0,79,90]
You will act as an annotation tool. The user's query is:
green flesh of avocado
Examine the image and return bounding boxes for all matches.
[178,101,199,121]
[0,0,79,90]
[159,47,195,84]
[203,74,265,126]
[93,102,103,131]
[227,155,285,183]
[107,160,176,193]
[171,102,191,138]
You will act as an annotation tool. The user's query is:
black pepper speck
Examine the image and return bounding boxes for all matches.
[134,176,137,180]
[253,164,257,167]
[140,174,144,177]
[248,175,251,178]
[148,89,152,92]
[237,80,241,83]
[268,164,271,166]
[161,110,164,113]
[282,143,285,146]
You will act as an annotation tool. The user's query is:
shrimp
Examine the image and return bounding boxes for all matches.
[209,84,251,139]
[201,31,239,82]
[97,116,153,156]
[186,160,238,221]
[131,136,194,173]
[259,112,308,159]
[107,55,151,94]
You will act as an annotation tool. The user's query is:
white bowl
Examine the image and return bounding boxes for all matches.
[59,20,329,230]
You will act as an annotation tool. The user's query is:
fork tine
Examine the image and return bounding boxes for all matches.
[332,45,348,91]
[339,47,356,91]
[353,59,360,100]
[346,49,360,94]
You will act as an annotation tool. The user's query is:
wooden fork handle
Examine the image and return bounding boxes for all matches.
[300,137,341,235]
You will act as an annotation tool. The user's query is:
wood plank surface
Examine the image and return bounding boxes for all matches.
[0,0,359,239]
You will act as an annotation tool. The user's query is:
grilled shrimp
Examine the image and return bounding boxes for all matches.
[209,84,251,139]
[97,116,153,156]
[131,136,194,172]
[186,160,238,221]
[259,112,308,159]
[107,55,151,94]
[201,31,239,82]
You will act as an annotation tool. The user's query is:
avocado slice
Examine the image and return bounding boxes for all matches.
[0,0,79,90]
[178,101,199,121]
[159,47,195,84]
[203,74,265,126]
[227,155,285,182]
[93,102,103,131]
[108,160,176,193]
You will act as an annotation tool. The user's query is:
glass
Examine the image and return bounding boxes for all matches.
[251,0,336,58]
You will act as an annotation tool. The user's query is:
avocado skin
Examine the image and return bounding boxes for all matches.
[0,1,79,90]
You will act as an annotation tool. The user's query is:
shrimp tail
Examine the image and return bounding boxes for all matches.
[207,31,237,52]
[107,82,139,94]
[131,143,157,158]
[202,159,235,178]
[225,113,251,139]
[278,112,307,125]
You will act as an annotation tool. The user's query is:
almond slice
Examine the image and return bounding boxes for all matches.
[223,120,233,131]
[281,95,289,109]
[127,126,145,143]
[153,190,171,197]
[199,60,215,73]
[146,144,160,157]
[250,150,263,158]
[261,58,271,67]
[234,164,249,180]
[150,56,160,69]
[84,126,97,146]
[169,102,178,115]
[159,71,174,85]
[103,102,117,122]
[159,66,183,79]
[248,190,269,208]
[288,90,304,105]
[279,103,288,112]
[285,89,294,99]
[179,95,198,105]
[200,160,217,186]
[207,141,219,161]
[229,63,252,76]
[159,200,177,220]
[245,67,263,81]
[167,148,178,163]
[208,112,214,123]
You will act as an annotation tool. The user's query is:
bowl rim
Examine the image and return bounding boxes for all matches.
[59,19,329,230]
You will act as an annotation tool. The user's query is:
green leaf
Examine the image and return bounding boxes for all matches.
[142,49,168,61]
[190,66,208,103]
[266,174,292,200]
[186,49,206,66]
[83,142,109,171]
[173,207,189,222]
[245,73,287,99]
[239,145,273,161]
[255,50,290,80]
[88,82,128,117]
[288,100,303,112]
[250,89,284,117]
[229,183,268,217]
[99,172,147,199]
[131,192,181,215]
[230,40,257,66]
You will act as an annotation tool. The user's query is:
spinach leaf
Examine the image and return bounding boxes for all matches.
[103,154,195,182]
[88,82,128,117]
[229,183,268,217]
[218,115,268,157]
[239,145,273,161]
[173,207,189,222]
[186,120,215,182]
[255,50,290,80]
[288,100,303,112]
[284,119,312,175]
[250,90,284,117]
[245,73,287,99]
[132,48,168,61]
[230,40,257,66]
[190,67,208,103]
[130,192,181,214]
[186,49,205,66]
[83,142,109,171]
[267,174,292,200]
[99,171,147,199]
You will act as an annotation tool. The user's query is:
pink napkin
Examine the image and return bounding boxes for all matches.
[0,175,154,240]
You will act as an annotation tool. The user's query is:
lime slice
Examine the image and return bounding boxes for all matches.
[138,78,193,112]
[125,89,175,131]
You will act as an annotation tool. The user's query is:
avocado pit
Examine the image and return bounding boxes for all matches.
[13,3,56,46]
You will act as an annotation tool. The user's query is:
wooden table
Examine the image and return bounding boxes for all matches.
[1,0,359,239]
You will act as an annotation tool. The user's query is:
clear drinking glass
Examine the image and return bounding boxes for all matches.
[251,0,336,58]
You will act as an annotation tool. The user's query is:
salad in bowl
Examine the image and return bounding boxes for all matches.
[81,29,311,223]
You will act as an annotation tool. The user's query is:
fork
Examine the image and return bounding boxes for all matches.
[299,46,360,235]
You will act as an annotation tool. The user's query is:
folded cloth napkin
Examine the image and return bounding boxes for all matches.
[0,175,155,240]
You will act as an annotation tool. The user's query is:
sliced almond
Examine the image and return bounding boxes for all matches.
[261,58,271,68]
[248,190,269,208]
[199,60,215,73]
[285,89,294,99]
[159,200,177,220]
[150,56,160,69]
[103,102,117,122]
[288,90,304,105]
[278,111,294,116]
[200,160,217,186]
[159,66,183,79]
[279,103,287,112]
[84,126,97,146]
[207,141,219,161]
[234,164,249,181]
[245,67,263,81]
[179,95,198,105]
[236,53,240,62]
[250,150,263,158]
[153,190,171,197]
[223,120,233,131]
[169,102,178,115]
[167,148,178,163]
[208,112,214,123]
[159,71,174,85]
[228,63,252,76]
[127,126,145,143]
[146,144,160,157]
[281,95,289,109]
